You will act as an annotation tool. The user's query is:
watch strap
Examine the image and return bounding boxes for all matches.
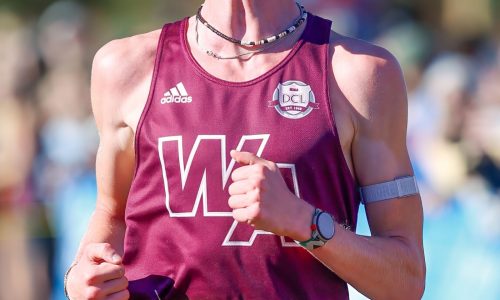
[296,208,332,251]
[298,238,325,251]
[360,176,419,204]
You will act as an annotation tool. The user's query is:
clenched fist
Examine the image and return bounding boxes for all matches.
[66,243,129,300]
[228,150,314,241]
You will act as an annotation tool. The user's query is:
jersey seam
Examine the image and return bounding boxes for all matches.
[132,24,169,181]
[323,27,359,188]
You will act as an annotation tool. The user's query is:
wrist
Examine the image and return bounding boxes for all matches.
[284,198,315,241]
[294,207,337,251]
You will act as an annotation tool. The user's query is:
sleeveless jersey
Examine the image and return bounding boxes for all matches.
[124,13,360,300]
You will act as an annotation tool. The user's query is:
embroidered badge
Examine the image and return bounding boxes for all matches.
[268,80,319,119]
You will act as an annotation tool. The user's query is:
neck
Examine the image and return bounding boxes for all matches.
[200,0,299,43]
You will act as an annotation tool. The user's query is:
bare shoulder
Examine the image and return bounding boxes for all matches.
[328,31,412,186]
[91,29,162,130]
[92,29,161,87]
[329,31,407,129]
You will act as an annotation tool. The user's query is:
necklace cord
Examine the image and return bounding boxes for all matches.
[194,15,305,60]
[196,2,306,47]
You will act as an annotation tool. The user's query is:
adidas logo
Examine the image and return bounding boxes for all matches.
[161,82,192,104]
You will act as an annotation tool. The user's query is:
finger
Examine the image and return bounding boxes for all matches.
[232,207,250,223]
[91,262,126,283]
[233,202,261,223]
[230,150,266,166]
[230,165,254,182]
[228,179,255,195]
[86,243,122,264]
[107,289,130,300]
[102,276,128,295]
[228,194,253,209]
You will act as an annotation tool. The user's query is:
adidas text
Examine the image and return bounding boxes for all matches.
[161,95,193,104]
[161,82,192,104]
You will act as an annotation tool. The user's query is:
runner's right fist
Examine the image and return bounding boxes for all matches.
[66,243,129,300]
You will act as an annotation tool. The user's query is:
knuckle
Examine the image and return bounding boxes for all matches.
[250,188,261,201]
[84,243,95,255]
[115,266,123,278]
[255,164,266,175]
[251,178,262,189]
[268,162,278,172]
[116,276,128,290]
[250,204,262,221]
[256,178,268,192]
[122,289,130,299]
[112,267,122,279]
[83,269,98,285]
[84,286,101,300]
[118,266,126,278]
[101,243,112,252]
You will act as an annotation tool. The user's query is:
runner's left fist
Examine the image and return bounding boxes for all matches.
[228,150,313,238]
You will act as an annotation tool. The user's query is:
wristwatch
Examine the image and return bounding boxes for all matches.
[297,208,335,250]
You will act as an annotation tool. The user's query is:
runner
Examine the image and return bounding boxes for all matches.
[65,1,426,299]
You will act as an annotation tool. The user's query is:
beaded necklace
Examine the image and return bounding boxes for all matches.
[196,2,306,47]
[194,14,306,60]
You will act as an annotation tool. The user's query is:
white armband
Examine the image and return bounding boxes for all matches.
[360,176,419,204]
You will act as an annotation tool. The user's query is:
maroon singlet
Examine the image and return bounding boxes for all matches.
[124,13,360,299]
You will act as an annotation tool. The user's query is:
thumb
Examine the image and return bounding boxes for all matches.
[230,150,265,166]
[85,243,122,265]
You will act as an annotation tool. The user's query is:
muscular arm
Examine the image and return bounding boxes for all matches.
[296,39,425,299]
[67,33,157,299]
[229,36,425,299]
[74,42,136,261]
[73,29,158,261]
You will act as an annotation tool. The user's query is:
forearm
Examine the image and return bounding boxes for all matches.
[288,203,425,300]
[315,225,424,299]
[66,205,128,299]
[226,149,425,298]
[74,206,126,262]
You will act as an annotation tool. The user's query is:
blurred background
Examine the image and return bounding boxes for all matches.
[0,0,499,299]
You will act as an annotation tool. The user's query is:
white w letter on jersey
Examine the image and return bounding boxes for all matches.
[157,134,300,247]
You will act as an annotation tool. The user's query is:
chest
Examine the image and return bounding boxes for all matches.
[124,67,355,179]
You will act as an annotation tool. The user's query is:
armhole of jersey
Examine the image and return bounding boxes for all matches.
[132,24,169,181]
[322,25,358,188]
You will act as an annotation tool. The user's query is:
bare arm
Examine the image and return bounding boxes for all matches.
[75,39,136,260]
[228,41,425,299]
[81,75,133,258]
[312,41,426,299]
[66,33,156,299]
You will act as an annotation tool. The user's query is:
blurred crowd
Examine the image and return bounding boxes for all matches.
[0,0,498,299]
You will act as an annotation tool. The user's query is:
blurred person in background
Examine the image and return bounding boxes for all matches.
[34,2,100,299]
[0,10,40,300]
[375,1,500,299]
[64,0,426,299]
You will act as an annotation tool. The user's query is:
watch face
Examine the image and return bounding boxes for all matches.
[317,212,335,240]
